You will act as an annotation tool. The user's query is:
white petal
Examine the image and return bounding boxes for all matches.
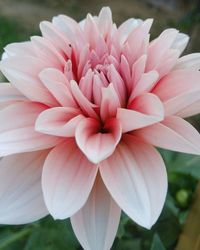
[174,53,200,70]
[0,102,61,156]
[71,174,121,250]
[100,135,167,228]
[0,151,49,224]
[42,139,98,219]
[171,33,189,54]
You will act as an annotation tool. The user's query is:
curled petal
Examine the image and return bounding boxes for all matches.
[75,118,122,164]
[42,140,98,219]
[100,83,121,122]
[100,135,167,229]
[117,93,164,133]
[71,173,121,250]
[36,107,84,137]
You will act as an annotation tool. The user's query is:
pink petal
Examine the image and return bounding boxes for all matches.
[164,89,200,116]
[71,173,121,250]
[100,83,121,122]
[153,70,200,117]
[42,140,98,219]
[79,69,94,102]
[120,55,131,92]
[0,151,48,224]
[39,68,77,107]
[154,49,179,79]
[118,18,142,44]
[130,70,159,101]
[171,33,189,54]
[84,14,100,50]
[126,19,153,64]
[75,118,122,164]
[131,54,147,87]
[134,116,200,155]
[31,36,65,69]
[52,15,86,53]
[100,134,167,228]
[176,100,200,118]
[98,7,113,38]
[40,21,72,57]
[70,80,98,119]
[36,107,84,137]
[4,41,36,58]
[117,93,164,133]
[77,44,90,79]
[0,102,61,156]
[107,64,126,106]
[0,83,27,108]
[93,74,105,106]
[153,70,200,101]
[146,28,178,71]
[174,53,200,70]
[0,56,58,106]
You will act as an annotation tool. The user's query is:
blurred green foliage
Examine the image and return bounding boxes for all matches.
[0,16,39,56]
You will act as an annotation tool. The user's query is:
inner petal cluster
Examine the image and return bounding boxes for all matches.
[0,7,188,164]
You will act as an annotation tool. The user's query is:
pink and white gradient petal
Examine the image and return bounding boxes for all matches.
[134,116,200,155]
[100,135,167,229]
[35,107,84,137]
[0,102,61,156]
[42,139,98,219]
[117,93,164,133]
[75,117,122,164]
[0,151,49,224]
[71,174,121,250]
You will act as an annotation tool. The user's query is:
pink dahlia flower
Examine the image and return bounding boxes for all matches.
[1,6,200,249]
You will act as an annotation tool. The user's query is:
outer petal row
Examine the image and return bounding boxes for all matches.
[100,134,167,229]
[0,102,61,157]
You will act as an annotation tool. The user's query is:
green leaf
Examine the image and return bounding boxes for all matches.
[116,213,129,239]
[114,238,141,250]
[152,205,181,248]
[170,154,200,179]
[24,217,78,250]
[150,234,166,250]
[0,228,31,250]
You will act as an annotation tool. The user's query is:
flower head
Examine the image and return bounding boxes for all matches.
[1,7,200,250]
